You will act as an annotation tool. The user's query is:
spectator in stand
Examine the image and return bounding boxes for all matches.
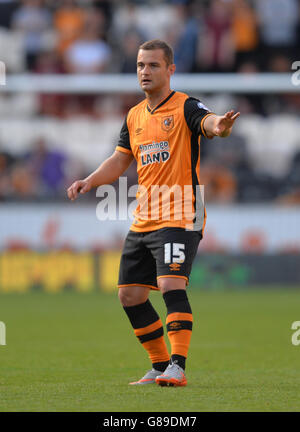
[34,49,65,116]
[254,0,299,68]
[166,1,203,73]
[64,8,111,73]
[53,0,85,56]
[111,2,148,73]
[0,151,15,200]
[197,0,235,72]
[111,0,180,42]
[202,133,257,203]
[111,1,143,39]
[231,0,259,71]
[11,0,52,70]
[268,54,291,73]
[92,0,113,36]
[277,151,300,205]
[25,137,67,198]
[62,8,111,115]
[119,29,144,73]
[10,162,38,199]
[200,158,237,203]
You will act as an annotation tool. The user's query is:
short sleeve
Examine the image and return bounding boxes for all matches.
[116,114,132,155]
[184,97,215,138]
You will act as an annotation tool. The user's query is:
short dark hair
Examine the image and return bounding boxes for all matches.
[138,39,174,66]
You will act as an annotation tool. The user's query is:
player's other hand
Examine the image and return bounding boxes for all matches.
[215,110,240,137]
[67,179,92,201]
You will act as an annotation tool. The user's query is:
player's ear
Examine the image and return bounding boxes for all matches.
[169,63,176,76]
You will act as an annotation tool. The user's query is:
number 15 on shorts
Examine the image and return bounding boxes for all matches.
[164,243,186,264]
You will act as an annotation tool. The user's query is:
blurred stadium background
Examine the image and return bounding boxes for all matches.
[0,0,300,293]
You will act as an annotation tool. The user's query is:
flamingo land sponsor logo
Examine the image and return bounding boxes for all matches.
[140,141,170,166]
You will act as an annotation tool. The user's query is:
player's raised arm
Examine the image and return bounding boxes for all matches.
[203,110,240,138]
[67,150,133,201]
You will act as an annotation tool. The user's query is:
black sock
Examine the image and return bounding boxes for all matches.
[163,289,192,314]
[123,299,159,329]
[170,355,186,370]
[123,299,170,369]
[152,361,170,372]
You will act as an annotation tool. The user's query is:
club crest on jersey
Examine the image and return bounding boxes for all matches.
[161,115,174,131]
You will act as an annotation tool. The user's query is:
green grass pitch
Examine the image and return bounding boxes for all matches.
[0,289,299,412]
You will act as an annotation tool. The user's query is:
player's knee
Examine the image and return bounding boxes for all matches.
[118,287,129,306]
[118,287,147,307]
[158,277,186,293]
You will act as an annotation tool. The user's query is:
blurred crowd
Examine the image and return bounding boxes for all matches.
[0,0,300,204]
[1,132,300,205]
[0,137,86,201]
[0,0,299,75]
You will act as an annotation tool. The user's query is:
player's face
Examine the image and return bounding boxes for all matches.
[137,49,175,93]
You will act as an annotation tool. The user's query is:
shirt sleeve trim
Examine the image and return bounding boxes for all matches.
[200,112,215,138]
[116,146,132,155]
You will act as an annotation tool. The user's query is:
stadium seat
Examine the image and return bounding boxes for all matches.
[0,28,25,72]
[11,93,38,116]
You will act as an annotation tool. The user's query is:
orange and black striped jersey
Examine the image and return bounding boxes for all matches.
[116,90,214,232]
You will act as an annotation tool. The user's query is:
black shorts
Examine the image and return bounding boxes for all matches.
[118,227,202,290]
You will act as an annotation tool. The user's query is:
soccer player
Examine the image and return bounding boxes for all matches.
[67,39,240,387]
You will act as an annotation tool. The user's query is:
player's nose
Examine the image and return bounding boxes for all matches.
[142,65,151,74]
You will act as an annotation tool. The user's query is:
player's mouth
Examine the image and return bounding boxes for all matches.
[142,79,152,85]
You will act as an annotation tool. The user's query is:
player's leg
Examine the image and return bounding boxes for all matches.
[118,231,170,384]
[159,277,192,371]
[119,285,170,384]
[155,277,191,386]
[144,227,202,386]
